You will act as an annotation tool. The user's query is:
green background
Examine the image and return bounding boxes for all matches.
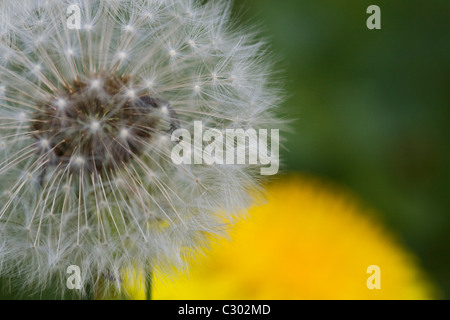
[236,0,449,297]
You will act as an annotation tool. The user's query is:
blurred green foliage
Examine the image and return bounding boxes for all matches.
[237,0,450,297]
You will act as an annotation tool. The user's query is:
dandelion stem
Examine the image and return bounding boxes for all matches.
[145,270,152,300]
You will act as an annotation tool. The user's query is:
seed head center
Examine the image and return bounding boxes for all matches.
[31,74,164,173]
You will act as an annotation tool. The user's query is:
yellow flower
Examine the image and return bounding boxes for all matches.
[148,175,436,299]
[121,267,147,300]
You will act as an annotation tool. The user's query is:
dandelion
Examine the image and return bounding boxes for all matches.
[0,0,282,297]
[152,176,437,300]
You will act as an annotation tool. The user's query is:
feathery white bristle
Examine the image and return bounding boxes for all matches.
[0,0,283,296]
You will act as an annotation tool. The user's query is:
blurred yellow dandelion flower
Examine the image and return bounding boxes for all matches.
[141,176,436,299]
[121,267,147,300]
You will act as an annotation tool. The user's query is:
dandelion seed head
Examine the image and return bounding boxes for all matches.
[35,35,45,45]
[125,89,136,99]
[90,120,100,132]
[160,105,168,115]
[119,128,129,139]
[56,98,67,109]
[65,48,74,56]
[118,51,127,60]
[90,79,101,89]
[40,139,50,148]
[32,64,41,73]
[73,156,85,166]
[18,112,27,122]
[0,0,283,296]
[124,25,134,33]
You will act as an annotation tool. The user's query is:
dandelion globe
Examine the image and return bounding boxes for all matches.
[0,0,282,297]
